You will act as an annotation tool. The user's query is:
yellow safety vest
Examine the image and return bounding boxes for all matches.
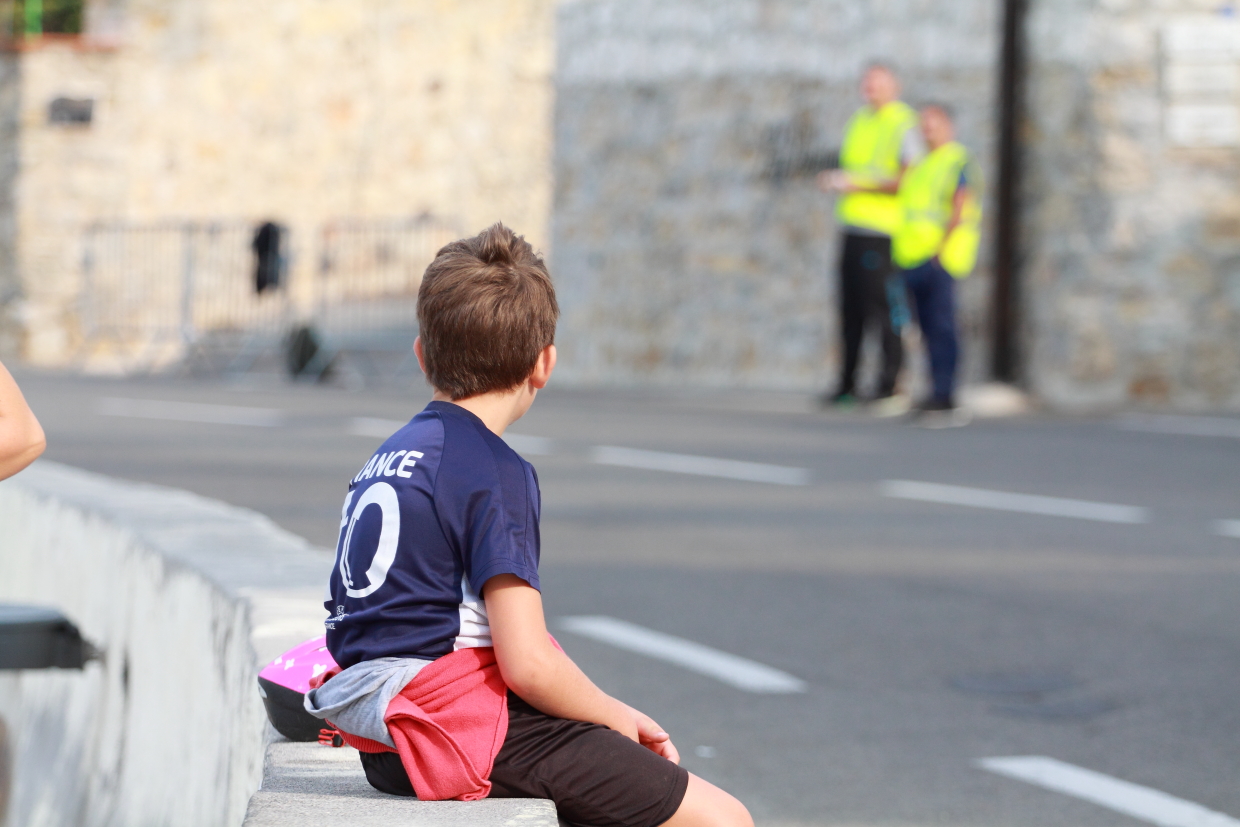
[892,141,982,278]
[836,101,919,236]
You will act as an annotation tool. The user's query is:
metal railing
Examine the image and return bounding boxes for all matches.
[301,216,462,379]
[78,221,293,372]
[76,216,463,376]
[315,215,460,333]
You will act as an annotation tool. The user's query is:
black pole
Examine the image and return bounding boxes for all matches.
[992,0,1027,382]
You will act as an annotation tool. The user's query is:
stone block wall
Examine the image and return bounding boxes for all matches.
[554,0,1240,412]
[552,0,1001,392]
[12,0,1236,409]
[8,0,555,366]
[1023,0,1240,411]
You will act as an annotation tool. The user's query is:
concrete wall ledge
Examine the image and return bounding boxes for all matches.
[0,461,561,827]
[245,741,560,827]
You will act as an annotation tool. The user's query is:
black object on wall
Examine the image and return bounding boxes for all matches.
[252,221,288,294]
[47,97,93,126]
[992,0,1028,382]
[0,605,98,670]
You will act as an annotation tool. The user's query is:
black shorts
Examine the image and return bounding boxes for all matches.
[359,692,690,827]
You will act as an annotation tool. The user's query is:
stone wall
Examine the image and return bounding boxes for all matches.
[1023,0,1240,411]
[10,0,555,366]
[553,0,1240,412]
[552,0,1001,392]
[14,0,1237,409]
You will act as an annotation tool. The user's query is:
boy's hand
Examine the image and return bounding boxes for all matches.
[628,705,680,764]
[484,574,679,764]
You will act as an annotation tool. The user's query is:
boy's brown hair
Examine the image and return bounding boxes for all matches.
[417,223,559,400]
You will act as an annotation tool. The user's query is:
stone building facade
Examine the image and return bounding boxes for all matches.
[5,0,1237,411]
[1023,0,1240,410]
[553,0,1240,412]
[0,0,555,366]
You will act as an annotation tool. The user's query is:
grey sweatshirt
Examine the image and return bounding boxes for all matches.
[303,656,432,747]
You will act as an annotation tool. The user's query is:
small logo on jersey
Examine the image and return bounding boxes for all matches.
[325,605,347,629]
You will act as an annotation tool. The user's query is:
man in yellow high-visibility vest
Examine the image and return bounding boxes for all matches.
[892,103,982,418]
[817,63,922,412]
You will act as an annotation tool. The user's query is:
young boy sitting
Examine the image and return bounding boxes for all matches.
[305,224,752,827]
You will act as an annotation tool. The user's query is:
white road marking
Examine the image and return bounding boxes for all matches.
[349,417,553,455]
[881,480,1148,524]
[592,446,811,486]
[98,397,283,427]
[559,615,807,693]
[1214,520,1240,539]
[978,756,1240,827]
[349,417,405,438]
[1119,413,1240,440]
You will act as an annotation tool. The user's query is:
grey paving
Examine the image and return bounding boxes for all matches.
[245,740,561,827]
[17,368,1240,826]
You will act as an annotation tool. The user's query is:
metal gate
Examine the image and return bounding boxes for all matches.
[77,216,463,377]
[303,216,462,377]
[78,222,292,372]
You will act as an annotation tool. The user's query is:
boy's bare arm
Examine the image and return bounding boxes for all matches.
[485,574,680,763]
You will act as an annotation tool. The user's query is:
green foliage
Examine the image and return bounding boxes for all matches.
[6,0,83,36]
[42,0,83,34]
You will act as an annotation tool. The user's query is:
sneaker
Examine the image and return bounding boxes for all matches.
[914,398,973,429]
[818,389,858,409]
[870,393,911,418]
[914,397,956,412]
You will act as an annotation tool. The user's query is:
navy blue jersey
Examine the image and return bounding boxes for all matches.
[324,401,542,668]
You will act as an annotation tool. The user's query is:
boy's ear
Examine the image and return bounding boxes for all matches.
[413,337,428,375]
[529,345,556,391]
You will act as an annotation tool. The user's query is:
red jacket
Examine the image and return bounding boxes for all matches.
[315,646,508,801]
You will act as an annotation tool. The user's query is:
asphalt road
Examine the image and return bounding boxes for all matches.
[17,369,1240,827]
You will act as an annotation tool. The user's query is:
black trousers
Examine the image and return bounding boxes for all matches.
[836,231,903,397]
